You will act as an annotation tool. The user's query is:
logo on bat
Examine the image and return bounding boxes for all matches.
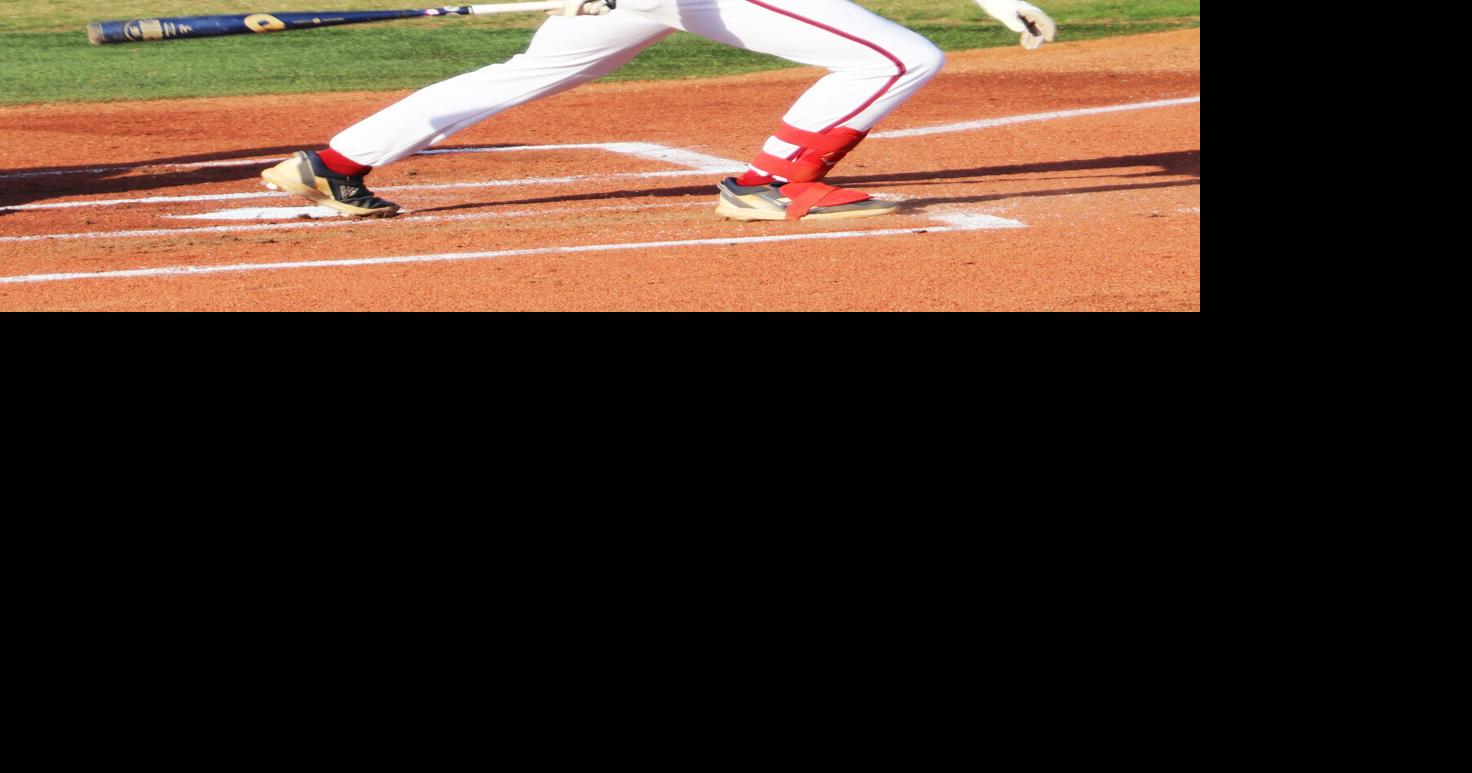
[124,19,165,40]
[123,19,195,40]
[244,14,288,33]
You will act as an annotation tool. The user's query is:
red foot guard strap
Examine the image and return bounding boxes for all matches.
[780,182,871,221]
[752,124,868,184]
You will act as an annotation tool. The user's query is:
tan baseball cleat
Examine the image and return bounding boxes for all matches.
[261,151,400,218]
[715,177,898,222]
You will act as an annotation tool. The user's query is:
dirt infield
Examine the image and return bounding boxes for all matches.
[0,29,1200,311]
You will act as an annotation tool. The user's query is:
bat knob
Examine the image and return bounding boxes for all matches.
[86,22,105,45]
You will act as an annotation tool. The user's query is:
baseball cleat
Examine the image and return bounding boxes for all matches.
[261,151,400,218]
[715,177,898,222]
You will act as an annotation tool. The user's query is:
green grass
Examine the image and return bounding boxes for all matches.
[0,1,1200,104]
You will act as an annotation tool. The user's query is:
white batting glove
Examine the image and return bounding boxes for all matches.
[976,0,1057,50]
[556,0,614,15]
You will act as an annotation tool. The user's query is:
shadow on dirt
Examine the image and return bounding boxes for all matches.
[0,147,304,213]
[409,149,1201,214]
[0,148,1199,219]
[0,144,529,213]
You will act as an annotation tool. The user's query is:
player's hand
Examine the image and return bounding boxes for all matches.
[975,0,1057,50]
[555,0,615,16]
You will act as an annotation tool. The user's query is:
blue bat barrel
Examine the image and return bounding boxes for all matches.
[87,8,464,45]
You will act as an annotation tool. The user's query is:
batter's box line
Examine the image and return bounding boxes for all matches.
[0,211,1026,286]
[419,142,742,174]
[0,95,1200,184]
[3,142,744,214]
[0,141,741,189]
[0,201,708,244]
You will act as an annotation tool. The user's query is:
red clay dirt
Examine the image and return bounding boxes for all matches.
[0,29,1200,311]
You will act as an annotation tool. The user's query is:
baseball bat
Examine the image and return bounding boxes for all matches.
[87,3,566,45]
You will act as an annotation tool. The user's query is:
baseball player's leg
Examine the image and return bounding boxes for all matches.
[263,11,672,216]
[620,0,944,220]
[626,0,941,131]
[332,12,673,166]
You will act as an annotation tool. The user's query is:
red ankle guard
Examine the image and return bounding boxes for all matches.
[752,123,869,184]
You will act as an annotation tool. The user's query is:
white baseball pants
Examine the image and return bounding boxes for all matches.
[331,0,944,170]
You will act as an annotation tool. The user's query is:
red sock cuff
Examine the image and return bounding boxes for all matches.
[318,148,373,177]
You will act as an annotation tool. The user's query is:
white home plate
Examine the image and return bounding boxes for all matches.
[166,206,345,221]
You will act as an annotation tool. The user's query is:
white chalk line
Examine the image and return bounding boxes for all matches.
[0,168,727,213]
[871,96,1201,139]
[0,96,1193,246]
[0,142,741,183]
[167,206,344,221]
[0,201,707,244]
[0,211,1026,285]
[4,165,745,216]
[1,97,1198,214]
[0,94,1196,188]
[0,94,1195,204]
[423,142,740,173]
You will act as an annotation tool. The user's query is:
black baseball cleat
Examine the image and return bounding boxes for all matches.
[261,150,400,218]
